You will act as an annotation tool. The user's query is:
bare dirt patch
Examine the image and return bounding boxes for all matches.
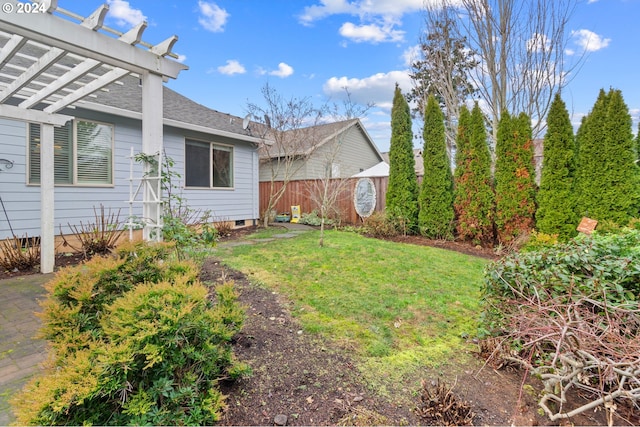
[201,256,637,426]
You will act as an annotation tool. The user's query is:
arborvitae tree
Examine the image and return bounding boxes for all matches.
[494,111,536,244]
[601,90,638,222]
[536,93,578,240]
[454,103,495,245]
[418,95,454,239]
[386,84,419,232]
[636,122,640,162]
[575,89,610,219]
[576,89,638,223]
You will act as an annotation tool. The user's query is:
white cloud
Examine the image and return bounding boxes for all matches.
[198,1,229,33]
[571,29,610,53]
[106,0,146,27]
[299,0,425,25]
[339,22,404,43]
[175,54,187,63]
[298,0,426,45]
[323,70,412,111]
[402,44,420,67]
[218,59,246,75]
[527,33,551,53]
[269,62,294,78]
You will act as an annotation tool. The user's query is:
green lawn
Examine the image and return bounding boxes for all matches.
[214,229,489,393]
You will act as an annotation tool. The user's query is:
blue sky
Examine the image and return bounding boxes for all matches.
[58,0,640,153]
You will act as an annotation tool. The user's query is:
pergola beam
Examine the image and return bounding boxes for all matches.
[0,47,67,103]
[1,0,186,79]
[0,104,71,126]
[20,22,149,109]
[43,67,129,113]
[80,4,108,31]
[0,34,26,68]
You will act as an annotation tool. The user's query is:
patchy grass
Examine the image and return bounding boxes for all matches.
[215,229,488,395]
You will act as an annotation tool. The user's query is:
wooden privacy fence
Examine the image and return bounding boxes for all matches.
[259,177,389,225]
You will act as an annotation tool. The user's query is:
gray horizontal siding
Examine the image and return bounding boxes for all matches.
[0,111,259,240]
[258,125,382,181]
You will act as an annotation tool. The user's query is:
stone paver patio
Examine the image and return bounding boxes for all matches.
[0,273,52,425]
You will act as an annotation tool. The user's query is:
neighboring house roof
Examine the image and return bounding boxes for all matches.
[76,75,260,143]
[381,148,424,176]
[352,161,389,177]
[258,118,382,161]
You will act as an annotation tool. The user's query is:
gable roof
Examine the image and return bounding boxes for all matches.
[259,118,383,160]
[352,161,389,177]
[381,148,424,176]
[75,74,261,143]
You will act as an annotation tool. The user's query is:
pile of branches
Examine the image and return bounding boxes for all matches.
[415,379,474,426]
[491,290,640,424]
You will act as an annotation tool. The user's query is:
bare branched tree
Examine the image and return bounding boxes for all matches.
[247,83,324,227]
[307,88,375,246]
[425,0,579,142]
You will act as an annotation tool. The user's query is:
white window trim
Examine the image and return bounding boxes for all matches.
[27,119,115,187]
[184,138,235,190]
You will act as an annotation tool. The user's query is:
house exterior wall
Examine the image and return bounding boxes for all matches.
[258,125,382,182]
[0,110,259,242]
[303,125,381,179]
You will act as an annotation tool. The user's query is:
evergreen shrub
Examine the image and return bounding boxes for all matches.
[482,229,640,334]
[362,211,401,237]
[13,241,247,425]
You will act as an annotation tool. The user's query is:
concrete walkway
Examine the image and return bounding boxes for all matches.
[0,273,53,425]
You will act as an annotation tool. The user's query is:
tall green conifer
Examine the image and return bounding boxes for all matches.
[386,84,419,232]
[536,93,577,239]
[418,95,454,239]
[494,112,536,243]
[575,89,610,219]
[575,89,638,223]
[454,103,495,244]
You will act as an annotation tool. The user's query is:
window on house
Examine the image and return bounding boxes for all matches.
[185,139,234,188]
[28,120,114,185]
[326,162,340,178]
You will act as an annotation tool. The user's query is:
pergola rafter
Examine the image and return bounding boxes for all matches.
[0,0,188,272]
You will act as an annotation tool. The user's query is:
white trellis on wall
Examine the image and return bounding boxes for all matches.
[124,147,163,242]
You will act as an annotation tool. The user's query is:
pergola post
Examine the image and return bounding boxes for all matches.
[141,71,164,241]
[0,2,187,269]
[40,123,54,273]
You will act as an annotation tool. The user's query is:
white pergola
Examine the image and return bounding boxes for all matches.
[0,0,187,273]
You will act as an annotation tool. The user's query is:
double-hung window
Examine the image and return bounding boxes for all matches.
[185,139,234,188]
[28,120,114,185]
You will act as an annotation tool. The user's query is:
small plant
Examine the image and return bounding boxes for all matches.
[416,379,474,426]
[521,230,559,252]
[135,153,218,257]
[214,220,233,238]
[362,211,400,238]
[0,234,40,271]
[60,204,124,259]
[299,210,333,227]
